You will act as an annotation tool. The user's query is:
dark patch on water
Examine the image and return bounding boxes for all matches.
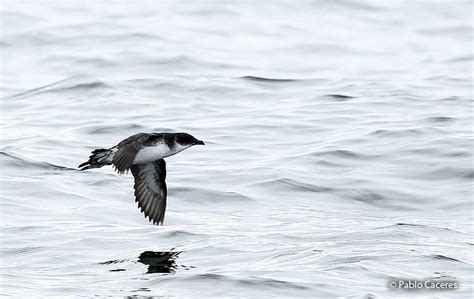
[109,268,126,272]
[240,76,297,83]
[86,124,145,135]
[428,166,474,180]
[1,246,46,256]
[138,250,182,274]
[324,94,355,101]
[254,177,335,193]
[316,149,378,160]
[173,187,254,203]
[395,223,423,227]
[432,254,461,262]
[98,251,186,274]
[369,128,426,137]
[189,274,310,290]
[433,271,452,278]
[99,259,127,265]
[351,191,385,203]
[237,277,309,290]
[162,230,203,238]
[426,116,454,123]
[128,288,151,294]
[60,81,109,91]
[378,223,467,235]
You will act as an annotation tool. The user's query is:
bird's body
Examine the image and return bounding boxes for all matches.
[79,132,204,225]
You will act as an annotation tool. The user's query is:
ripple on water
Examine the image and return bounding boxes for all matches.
[431,255,462,263]
[252,177,335,193]
[425,116,455,123]
[323,94,356,101]
[240,76,298,83]
[2,77,110,100]
[85,123,145,135]
[426,166,474,180]
[172,187,254,203]
[0,151,75,172]
[180,273,310,291]
[314,149,380,160]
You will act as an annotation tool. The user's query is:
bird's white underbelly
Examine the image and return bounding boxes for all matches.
[133,146,171,164]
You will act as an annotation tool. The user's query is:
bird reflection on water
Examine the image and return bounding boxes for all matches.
[137,250,182,274]
[99,250,188,274]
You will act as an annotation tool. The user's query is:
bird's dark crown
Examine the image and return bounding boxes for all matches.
[174,133,204,146]
[148,132,204,147]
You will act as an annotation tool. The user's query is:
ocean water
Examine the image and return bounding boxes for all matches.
[1,1,473,297]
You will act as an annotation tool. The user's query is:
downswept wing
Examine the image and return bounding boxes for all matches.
[130,159,167,225]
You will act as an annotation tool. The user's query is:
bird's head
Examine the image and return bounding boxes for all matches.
[174,133,205,148]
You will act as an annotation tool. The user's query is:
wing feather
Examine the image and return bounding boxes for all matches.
[130,159,167,225]
[113,133,150,174]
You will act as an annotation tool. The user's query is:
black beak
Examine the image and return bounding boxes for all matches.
[195,140,205,145]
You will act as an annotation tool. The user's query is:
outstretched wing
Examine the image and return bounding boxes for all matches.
[130,159,167,225]
[113,133,150,174]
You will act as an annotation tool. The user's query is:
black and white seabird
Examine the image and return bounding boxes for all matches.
[79,132,204,225]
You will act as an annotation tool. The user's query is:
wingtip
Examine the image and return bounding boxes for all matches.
[151,217,164,226]
[139,205,163,226]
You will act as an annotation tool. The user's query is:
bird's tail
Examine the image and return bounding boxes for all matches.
[79,148,114,171]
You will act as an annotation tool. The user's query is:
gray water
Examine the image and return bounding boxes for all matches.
[1,1,473,297]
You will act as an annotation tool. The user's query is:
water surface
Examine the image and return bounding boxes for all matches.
[1,1,473,297]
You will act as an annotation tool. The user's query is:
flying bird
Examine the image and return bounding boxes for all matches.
[79,132,204,225]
